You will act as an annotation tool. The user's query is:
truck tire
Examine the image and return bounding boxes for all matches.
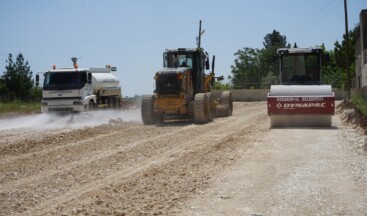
[220,91,233,116]
[116,97,122,108]
[194,93,209,124]
[141,95,158,125]
[88,100,95,111]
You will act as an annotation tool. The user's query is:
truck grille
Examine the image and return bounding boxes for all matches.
[49,107,73,112]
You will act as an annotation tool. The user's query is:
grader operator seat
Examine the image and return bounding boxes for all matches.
[180,61,188,67]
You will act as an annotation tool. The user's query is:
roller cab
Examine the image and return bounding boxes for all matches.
[267,48,335,127]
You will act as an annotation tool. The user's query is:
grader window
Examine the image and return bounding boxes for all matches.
[164,53,193,68]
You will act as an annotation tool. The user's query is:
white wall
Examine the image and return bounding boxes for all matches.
[213,89,347,101]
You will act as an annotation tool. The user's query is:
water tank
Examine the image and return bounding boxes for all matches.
[91,72,120,93]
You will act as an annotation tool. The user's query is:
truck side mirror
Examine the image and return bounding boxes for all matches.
[35,74,39,86]
[205,59,210,70]
[87,73,92,84]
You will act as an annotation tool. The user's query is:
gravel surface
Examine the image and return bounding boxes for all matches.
[0,102,366,216]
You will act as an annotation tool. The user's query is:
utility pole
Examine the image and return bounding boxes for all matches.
[344,0,351,99]
[198,20,202,49]
[197,20,205,49]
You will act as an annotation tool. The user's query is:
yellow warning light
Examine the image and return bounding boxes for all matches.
[74,63,78,69]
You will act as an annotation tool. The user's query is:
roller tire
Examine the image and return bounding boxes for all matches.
[194,93,209,124]
[141,95,157,125]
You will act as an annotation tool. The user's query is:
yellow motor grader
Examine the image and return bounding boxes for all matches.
[141,46,232,124]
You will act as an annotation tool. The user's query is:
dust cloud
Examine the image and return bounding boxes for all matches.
[0,109,142,131]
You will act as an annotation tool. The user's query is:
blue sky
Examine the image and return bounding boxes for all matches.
[0,0,365,96]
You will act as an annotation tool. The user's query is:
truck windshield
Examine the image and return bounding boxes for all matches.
[281,54,321,85]
[164,53,193,68]
[43,71,87,90]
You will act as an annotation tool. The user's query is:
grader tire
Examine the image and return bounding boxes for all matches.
[141,95,157,125]
[194,93,209,124]
[188,102,194,119]
[215,104,230,117]
[205,92,215,122]
[220,91,233,116]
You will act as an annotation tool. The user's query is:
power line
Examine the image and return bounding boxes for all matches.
[289,1,342,40]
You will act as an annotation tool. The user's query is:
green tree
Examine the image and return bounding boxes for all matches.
[213,81,231,90]
[261,30,287,79]
[231,47,265,89]
[231,30,287,89]
[333,25,360,75]
[263,30,287,48]
[322,49,346,88]
[2,53,34,101]
[0,77,6,102]
[322,25,360,89]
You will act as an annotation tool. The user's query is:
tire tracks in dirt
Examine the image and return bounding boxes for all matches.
[0,102,268,216]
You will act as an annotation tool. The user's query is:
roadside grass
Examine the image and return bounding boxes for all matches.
[0,101,40,115]
[351,95,367,117]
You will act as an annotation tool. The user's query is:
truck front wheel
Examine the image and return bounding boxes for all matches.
[88,100,95,111]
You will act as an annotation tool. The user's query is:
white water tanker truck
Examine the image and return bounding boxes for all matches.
[36,58,122,112]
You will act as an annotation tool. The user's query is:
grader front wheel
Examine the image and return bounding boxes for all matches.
[141,95,158,125]
[194,93,210,124]
[205,92,216,121]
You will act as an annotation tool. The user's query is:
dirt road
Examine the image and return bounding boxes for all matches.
[0,102,366,215]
